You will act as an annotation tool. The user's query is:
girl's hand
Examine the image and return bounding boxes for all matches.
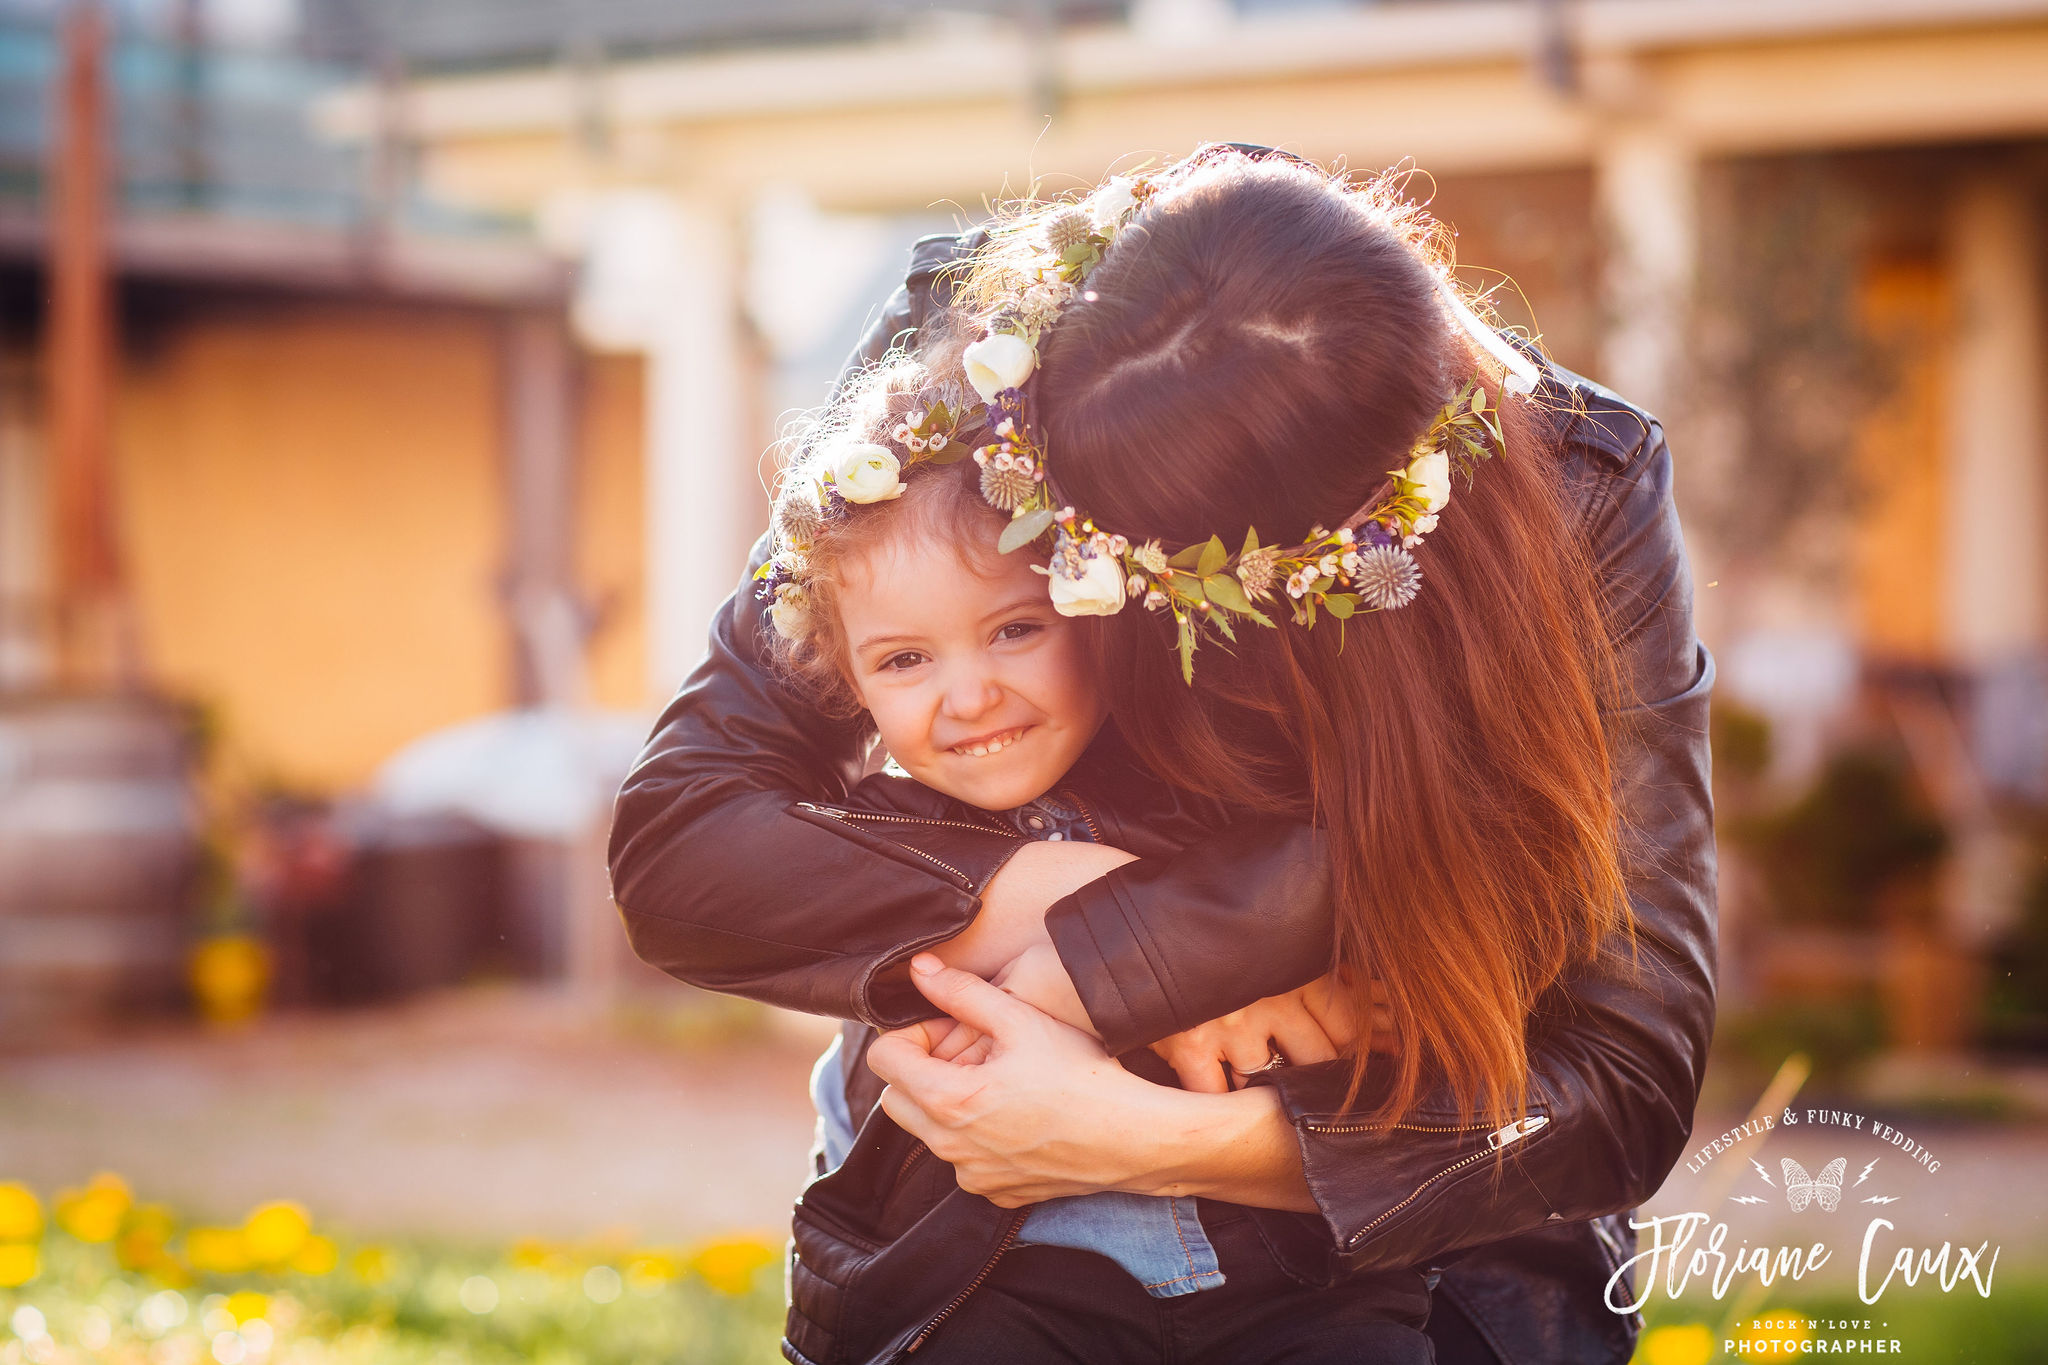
[1148,971,1399,1094]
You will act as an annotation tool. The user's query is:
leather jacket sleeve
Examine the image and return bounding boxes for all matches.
[1045,379,1719,1275]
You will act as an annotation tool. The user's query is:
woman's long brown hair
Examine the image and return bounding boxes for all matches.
[929,148,1632,1126]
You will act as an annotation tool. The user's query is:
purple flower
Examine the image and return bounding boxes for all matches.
[1360,520,1395,548]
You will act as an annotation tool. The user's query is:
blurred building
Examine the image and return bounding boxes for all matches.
[0,0,646,798]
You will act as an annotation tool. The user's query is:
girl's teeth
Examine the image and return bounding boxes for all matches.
[957,729,1021,757]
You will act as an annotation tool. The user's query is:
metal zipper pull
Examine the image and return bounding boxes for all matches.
[1488,1115,1550,1149]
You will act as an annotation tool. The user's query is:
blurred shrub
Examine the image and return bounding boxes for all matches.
[1728,746,1949,929]
[1984,832,2048,1053]
[1713,994,1887,1098]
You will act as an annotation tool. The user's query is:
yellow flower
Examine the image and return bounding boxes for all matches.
[225,1291,269,1325]
[0,1183,43,1241]
[349,1246,393,1284]
[0,1242,38,1287]
[509,1238,554,1270]
[55,1172,130,1243]
[117,1203,179,1272]
[185,1226,253,1275]
[1639,1323,1714,1365]
[624,1251,681,1295]
[289,1235,337,1276]
[190,935,271,1026]
[688,1237,778,1297]
[243,1201,312,1264]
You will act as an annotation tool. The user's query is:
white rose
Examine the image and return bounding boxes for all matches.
[831,442,906,504]
[962,332,1037,403]
[1086,177,1139,229]
[769,584,813,640]
[1046,548,1128,617]
[1405,449,1452,513]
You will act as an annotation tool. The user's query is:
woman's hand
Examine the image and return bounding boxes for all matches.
[868,956,1165,1205]
[1149,971,1398,1094]
[930,941,1092,1065]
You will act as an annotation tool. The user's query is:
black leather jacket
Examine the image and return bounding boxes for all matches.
[607,229,1718,1365]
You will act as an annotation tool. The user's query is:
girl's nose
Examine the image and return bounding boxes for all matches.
[940,667,1004,722]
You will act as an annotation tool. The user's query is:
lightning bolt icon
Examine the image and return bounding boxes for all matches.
[1730,1195,1767,1205]
[1855,1159,1878,1187]
[1862,1196,1899,1205]
[1751,1159,1774,1186]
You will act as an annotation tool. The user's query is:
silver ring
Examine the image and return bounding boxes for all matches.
[1232,1048,1289,1076]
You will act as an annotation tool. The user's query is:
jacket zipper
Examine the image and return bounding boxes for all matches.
[901,1206,1029,1354]
[891,1139,930,1190]
[793,803,1011,883]
[1322,1115,1550,1250]
[1057,789,1105,844]
[794,801,1017,838]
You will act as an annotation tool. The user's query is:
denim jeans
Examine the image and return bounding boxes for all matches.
[899,1198,1437,1364]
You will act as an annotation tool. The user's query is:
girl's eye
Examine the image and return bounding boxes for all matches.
[997,621,1043,643]
[880,651,927,672]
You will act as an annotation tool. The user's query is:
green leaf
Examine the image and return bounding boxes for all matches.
[1175,577,1209,604]
[1196,535,1228,578]
[1244,606,1277,629]
[1168,542,1207,570]
[1324,592,1358,620]
[998,506,1055,554]
[1204,573,1252,614]
[1240,525,1262,557]
[925,443,967,465]
[1210,612,1238,643]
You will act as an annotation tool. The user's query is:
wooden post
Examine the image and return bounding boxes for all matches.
[47,0,134,688]
[499,310,586,709]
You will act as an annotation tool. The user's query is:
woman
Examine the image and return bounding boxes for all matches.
[608,145,1717,1364]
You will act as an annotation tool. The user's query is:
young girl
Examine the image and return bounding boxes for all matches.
[756,364,1432,1359]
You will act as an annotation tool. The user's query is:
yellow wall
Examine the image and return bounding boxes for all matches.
[112,302,646,794]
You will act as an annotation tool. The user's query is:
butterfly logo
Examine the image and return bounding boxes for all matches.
[1781,1157,1847,1212]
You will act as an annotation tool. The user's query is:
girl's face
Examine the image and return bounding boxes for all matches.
[835,532,1108,812]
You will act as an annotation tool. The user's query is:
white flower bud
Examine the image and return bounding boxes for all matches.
[831,442,906,504]
[963,332,1037,403]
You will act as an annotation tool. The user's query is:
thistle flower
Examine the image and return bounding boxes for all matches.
[1040,206,1094,255]
[1235,545,1281,600]
[1351,544,1422,610]
[774,486,823,547]
[981,459,1037,511]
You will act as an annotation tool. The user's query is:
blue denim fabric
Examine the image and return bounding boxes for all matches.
[806,792,1226,1298]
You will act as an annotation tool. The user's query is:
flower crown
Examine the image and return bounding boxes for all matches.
[761,163,1542,680]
